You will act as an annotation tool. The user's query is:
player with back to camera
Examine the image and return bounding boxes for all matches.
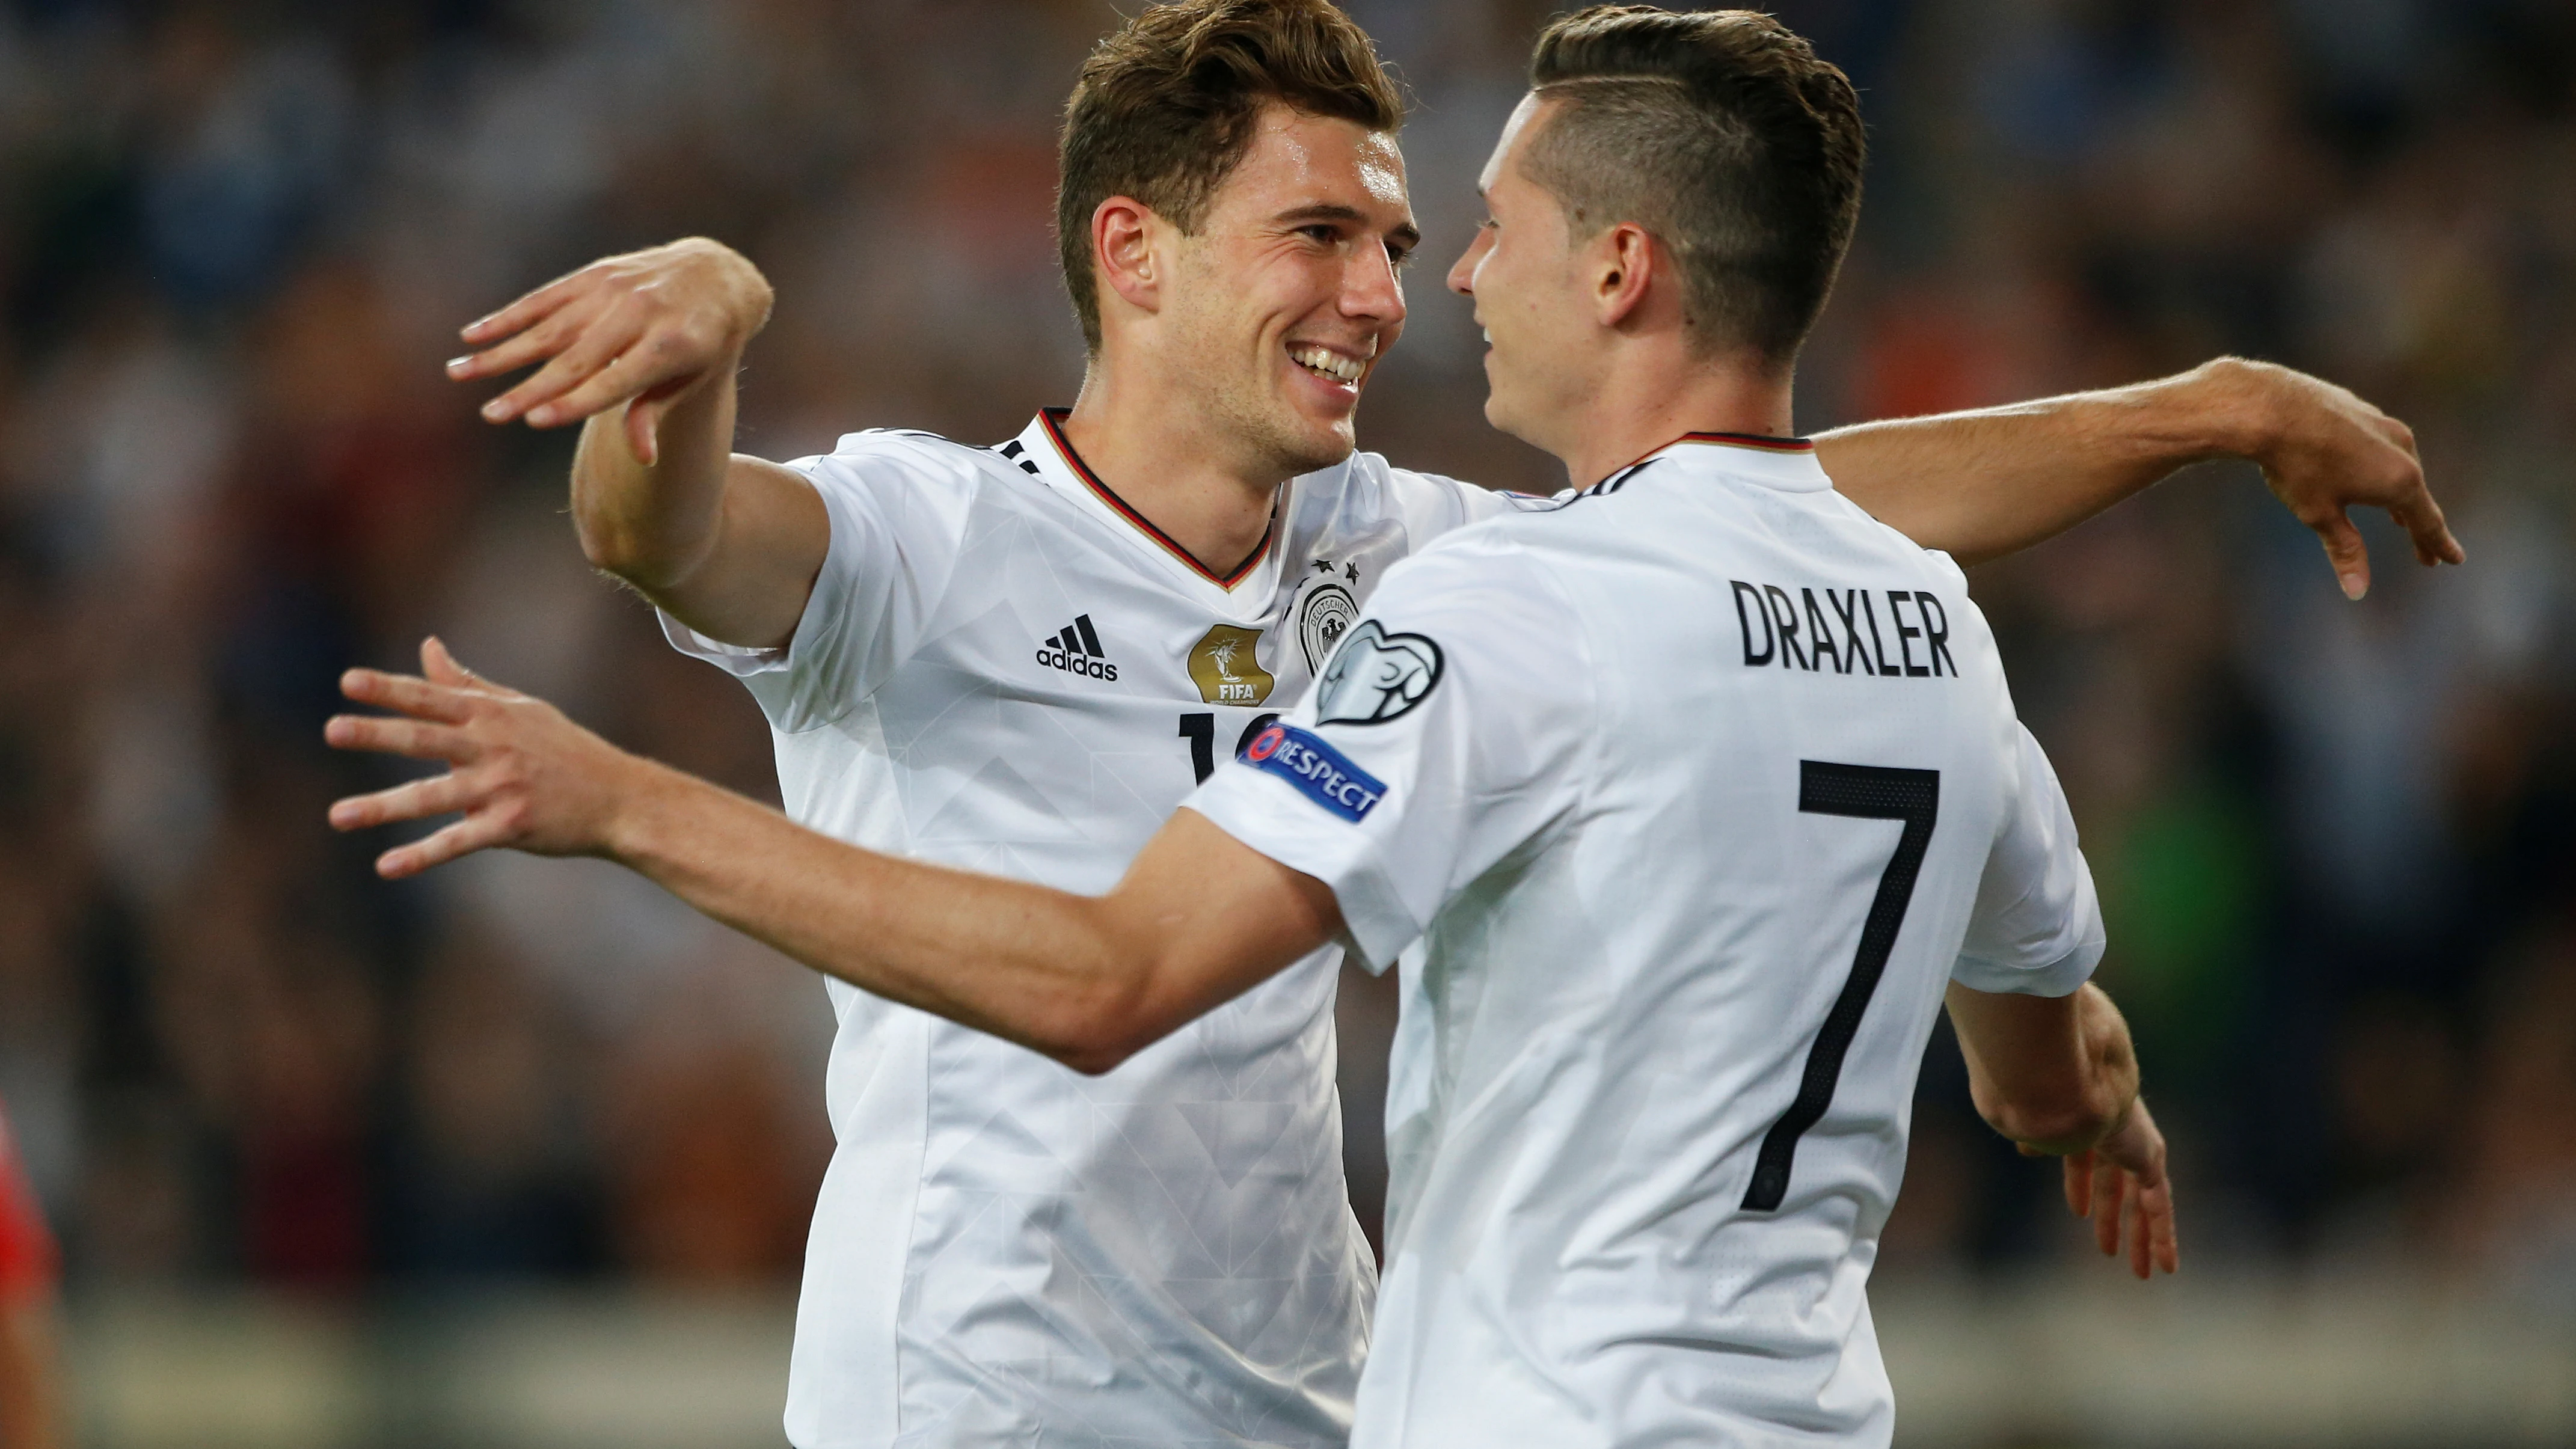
[381,2,2456,1445]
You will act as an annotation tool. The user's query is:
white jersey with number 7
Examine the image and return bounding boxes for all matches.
[1189,433,2105,1448]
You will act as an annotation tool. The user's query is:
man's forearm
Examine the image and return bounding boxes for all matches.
[595,754,1152,1069]
[1951,981,2142,1154]
[1817,359,2268,566]
[569,358,742,589]
[2066,982,2142,1149]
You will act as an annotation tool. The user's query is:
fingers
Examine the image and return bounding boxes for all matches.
[527,343,695,434]
[479,302,651,426]
[375,812,517,880]
[2126,1175,2150,1278]
[2065,1149,2094,1218]
[2138,1171,2180,1276]
[461,266,592,348]
[2392,487,2465,569]
[446,295,601,383]
[2310,510,2370,602]
[327,767,483,831]
[624,397,660,468]
[420,635,470,688]
[2093,1166,2126,1258]
[324,712,478,765]
[419,636,518,697]
[340,667,478,724]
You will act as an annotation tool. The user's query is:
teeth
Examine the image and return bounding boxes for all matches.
[1291,346,1364,384]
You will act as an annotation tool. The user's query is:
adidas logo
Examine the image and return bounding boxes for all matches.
[1037,613,1118,681]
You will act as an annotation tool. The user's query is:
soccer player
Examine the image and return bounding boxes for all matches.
[0,1098,63,1449]
[402,2,2450,1444]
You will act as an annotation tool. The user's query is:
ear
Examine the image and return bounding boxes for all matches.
[1093,196,1165,319]
[1591,222,1658,331]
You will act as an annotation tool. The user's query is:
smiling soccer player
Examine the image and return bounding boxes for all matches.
[407,2,2452,1444]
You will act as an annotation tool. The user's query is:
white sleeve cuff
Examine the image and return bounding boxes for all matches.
[1182,788,1425,975]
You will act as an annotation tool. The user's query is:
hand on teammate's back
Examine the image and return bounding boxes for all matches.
[444,237,774,465]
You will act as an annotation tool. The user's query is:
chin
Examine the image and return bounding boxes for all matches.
[1265,405,1359,476]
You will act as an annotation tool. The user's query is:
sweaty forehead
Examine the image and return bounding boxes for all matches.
[1217,108,1412,218]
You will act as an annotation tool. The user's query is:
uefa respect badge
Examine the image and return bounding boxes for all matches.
[1241,722,1385,823]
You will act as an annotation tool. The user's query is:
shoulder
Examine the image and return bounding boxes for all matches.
[1368,528,1585,658]
[1347,453,1559,528]
[789,428,1018,498]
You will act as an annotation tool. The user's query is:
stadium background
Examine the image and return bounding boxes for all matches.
[0,0,2571,1444]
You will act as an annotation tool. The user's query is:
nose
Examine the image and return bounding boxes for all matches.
[1447,227,1491,298]
[1342,239,1407,327]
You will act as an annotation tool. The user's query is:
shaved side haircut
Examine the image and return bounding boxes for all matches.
[1524,5,1865,367]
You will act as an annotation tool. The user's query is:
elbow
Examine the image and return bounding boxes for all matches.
[1034,975,1172,1078]
[575,515,670,590]
[1055,1042,1135,1077]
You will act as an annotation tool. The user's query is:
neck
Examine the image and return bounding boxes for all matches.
[1553,345,1796,488]
[1059,348,1286,578]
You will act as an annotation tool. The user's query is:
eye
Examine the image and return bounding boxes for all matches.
[1298,224,1340,245]
[1387,242,1416,271]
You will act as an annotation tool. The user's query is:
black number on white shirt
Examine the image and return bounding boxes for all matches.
[1179,711,1283,785]
[1743,762,1941,1213]
[1180,712,1216,785]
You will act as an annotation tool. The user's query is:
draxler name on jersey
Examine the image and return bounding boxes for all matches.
[1240,721,1385,822]
[1038,613,1118,681]
[1730,580,1958,679]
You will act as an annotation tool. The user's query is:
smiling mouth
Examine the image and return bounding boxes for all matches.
[1290,345,1366,385]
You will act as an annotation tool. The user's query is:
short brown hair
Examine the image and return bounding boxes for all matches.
[1057,0,1404,351]
[1524,6,1864,366]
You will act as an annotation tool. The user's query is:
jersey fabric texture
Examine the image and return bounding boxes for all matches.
[663,411,1515,1448]
[0,1100,57,1304]
[1188,436,2104,1448]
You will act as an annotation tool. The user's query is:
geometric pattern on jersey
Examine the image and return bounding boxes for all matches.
[661,414,1512,1448]
[1187,437,2102,1449]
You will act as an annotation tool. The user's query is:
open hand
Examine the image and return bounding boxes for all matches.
[325,638,649,878]
[2227,358,2464,601]
[446,237,774,466]
[2034,1095,2180,1279]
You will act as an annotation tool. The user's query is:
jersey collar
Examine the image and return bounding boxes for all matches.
[1631,430,1832,492]
[1009,408,1280,591]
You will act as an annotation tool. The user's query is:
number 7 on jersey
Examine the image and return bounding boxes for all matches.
[1742,762,1940,1213]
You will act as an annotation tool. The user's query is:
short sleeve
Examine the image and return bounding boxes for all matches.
[0,1104,57,1303]
[1952,723,2105,997]
[1185,539,1593,972]
[660,433,979,733]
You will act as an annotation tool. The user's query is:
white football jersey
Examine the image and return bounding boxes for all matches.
[1189,435,2104,1448]
[664,411,1515,1448]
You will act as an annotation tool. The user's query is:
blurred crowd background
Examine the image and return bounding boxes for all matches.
[0,0,2571,1392]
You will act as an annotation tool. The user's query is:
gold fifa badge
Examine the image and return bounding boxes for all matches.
[1187,624,1275,705]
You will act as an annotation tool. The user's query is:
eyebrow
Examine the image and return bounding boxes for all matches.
[1275,203,1423,251]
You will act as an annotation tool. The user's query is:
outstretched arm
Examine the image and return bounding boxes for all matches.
[449,237,826,648]
[326,641,1334,1073]
[1815,357,2462,599]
